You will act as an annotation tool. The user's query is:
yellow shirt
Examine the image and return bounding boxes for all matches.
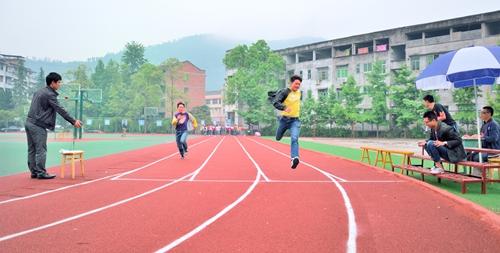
[281,90,301,117]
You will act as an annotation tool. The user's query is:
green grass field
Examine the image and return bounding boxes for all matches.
[0,133,175,176]
[266,137,500,214]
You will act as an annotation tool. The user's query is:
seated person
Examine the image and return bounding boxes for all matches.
[463,106,500,163]
[418,111,466,174]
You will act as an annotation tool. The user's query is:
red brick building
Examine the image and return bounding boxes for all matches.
[164,61,206,116]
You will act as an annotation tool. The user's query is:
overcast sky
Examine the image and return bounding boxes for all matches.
[1,0,499,61]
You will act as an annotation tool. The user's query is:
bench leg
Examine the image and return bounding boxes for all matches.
[80,153,85,177]
[60,155,65,179]
[462,182,466,194]
[71,156,75,179]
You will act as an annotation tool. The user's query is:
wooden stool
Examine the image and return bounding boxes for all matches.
[488,157,500,180]
[60,150,85,179]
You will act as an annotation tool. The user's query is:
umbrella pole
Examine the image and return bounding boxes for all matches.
[473,81,483,163]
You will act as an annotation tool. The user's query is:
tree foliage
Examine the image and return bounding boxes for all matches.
[223,40,285,128]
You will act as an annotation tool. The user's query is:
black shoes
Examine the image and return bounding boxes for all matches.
[291,157,300,169]
[37,173,56,179]
[30,173,37,179]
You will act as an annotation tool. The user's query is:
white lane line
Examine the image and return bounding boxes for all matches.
[155,138,263,253]
[0,172,195,242]
[0,137,213,205]
[114,178,405,183]
[234,136,270,182]
[111,137,213,181]
[0,174,120,205]
[188,137,225,181]
[248,137,357,253]
[245,137,347,182]
[0,137,220,242]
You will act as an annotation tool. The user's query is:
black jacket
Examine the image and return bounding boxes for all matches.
[428,122,466,163]
[271,88,302,111]
[26,86,76,131]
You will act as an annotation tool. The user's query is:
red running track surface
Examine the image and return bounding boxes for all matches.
[0,136,499,252]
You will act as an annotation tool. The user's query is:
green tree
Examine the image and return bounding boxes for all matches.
[190,105,211,128]
[365,60,388,137]
[67,64,92,88]
[453,87,479,134]
[300,90,319,136]
[223,40,285,129]
[36,67,45,87]
[0,89,14,110]
[487,84,499,114]
[122,41,147,74]
[340,76,363,137]
[160,58,184,118]
[390,65,425,138]
[11,60,31,110]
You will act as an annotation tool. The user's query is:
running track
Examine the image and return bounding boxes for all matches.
[0,136,499,252]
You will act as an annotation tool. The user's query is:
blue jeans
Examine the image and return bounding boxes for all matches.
[176,130,188,155]
[276,117,301,159]
[425,140,450,164]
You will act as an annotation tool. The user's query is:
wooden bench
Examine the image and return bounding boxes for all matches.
[360,146,413,172]
[60,150,85,179]
[393,164,482,194]
[406,154,500,194]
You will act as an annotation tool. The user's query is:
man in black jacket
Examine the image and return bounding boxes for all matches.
[418,111,466,174]
[25,72,82,179]
[271,75,302,169]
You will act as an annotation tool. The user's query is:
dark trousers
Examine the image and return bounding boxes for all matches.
[25,121,48,175]
[424,140,450,164]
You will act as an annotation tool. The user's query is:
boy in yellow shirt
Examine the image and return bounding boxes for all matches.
[271,75,302,169]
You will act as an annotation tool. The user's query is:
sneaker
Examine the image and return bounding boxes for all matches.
[291,157,300,169]
[180,153,184,160]
[430,167,444,174]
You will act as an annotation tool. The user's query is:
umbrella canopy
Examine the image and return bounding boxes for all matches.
[415,45,500,161]
[416,46,500,90]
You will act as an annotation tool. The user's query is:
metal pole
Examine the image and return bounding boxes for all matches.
[73,92,78,140]
[474,80,482,163]
[79,90,83,139]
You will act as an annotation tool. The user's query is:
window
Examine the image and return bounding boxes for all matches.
[363,63,372,73]
[287,70,295,79]
[184,87,189,93]
[307,69,311,80]
[426,54,439,65]
[317,67,329,81]
[206,99,211,104]
[183,73,189,81]
[336,65,348,79]
[411,56,420,70]
[356,64,360,74]
[318,88,328,97]
[299,70,303,77]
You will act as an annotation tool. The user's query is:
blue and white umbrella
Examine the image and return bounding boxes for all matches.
[416,45,500,90]
[416,45,500,160]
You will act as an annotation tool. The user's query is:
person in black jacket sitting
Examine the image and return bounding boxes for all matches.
[418,111,466,174]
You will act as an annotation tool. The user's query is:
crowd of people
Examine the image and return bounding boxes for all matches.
[420,94,499,175]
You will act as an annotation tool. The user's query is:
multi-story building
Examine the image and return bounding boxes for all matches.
[0,54,34,90]
[164,60,206,116]
[275,10,500,113]
[205,90,224,125]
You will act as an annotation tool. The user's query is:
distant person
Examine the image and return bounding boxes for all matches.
[271,75,302,169]
[25,72,82,179]
[418,111,466,174]
[423,94,458,132]
[171,102,198,159]
[464,106,500,163]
